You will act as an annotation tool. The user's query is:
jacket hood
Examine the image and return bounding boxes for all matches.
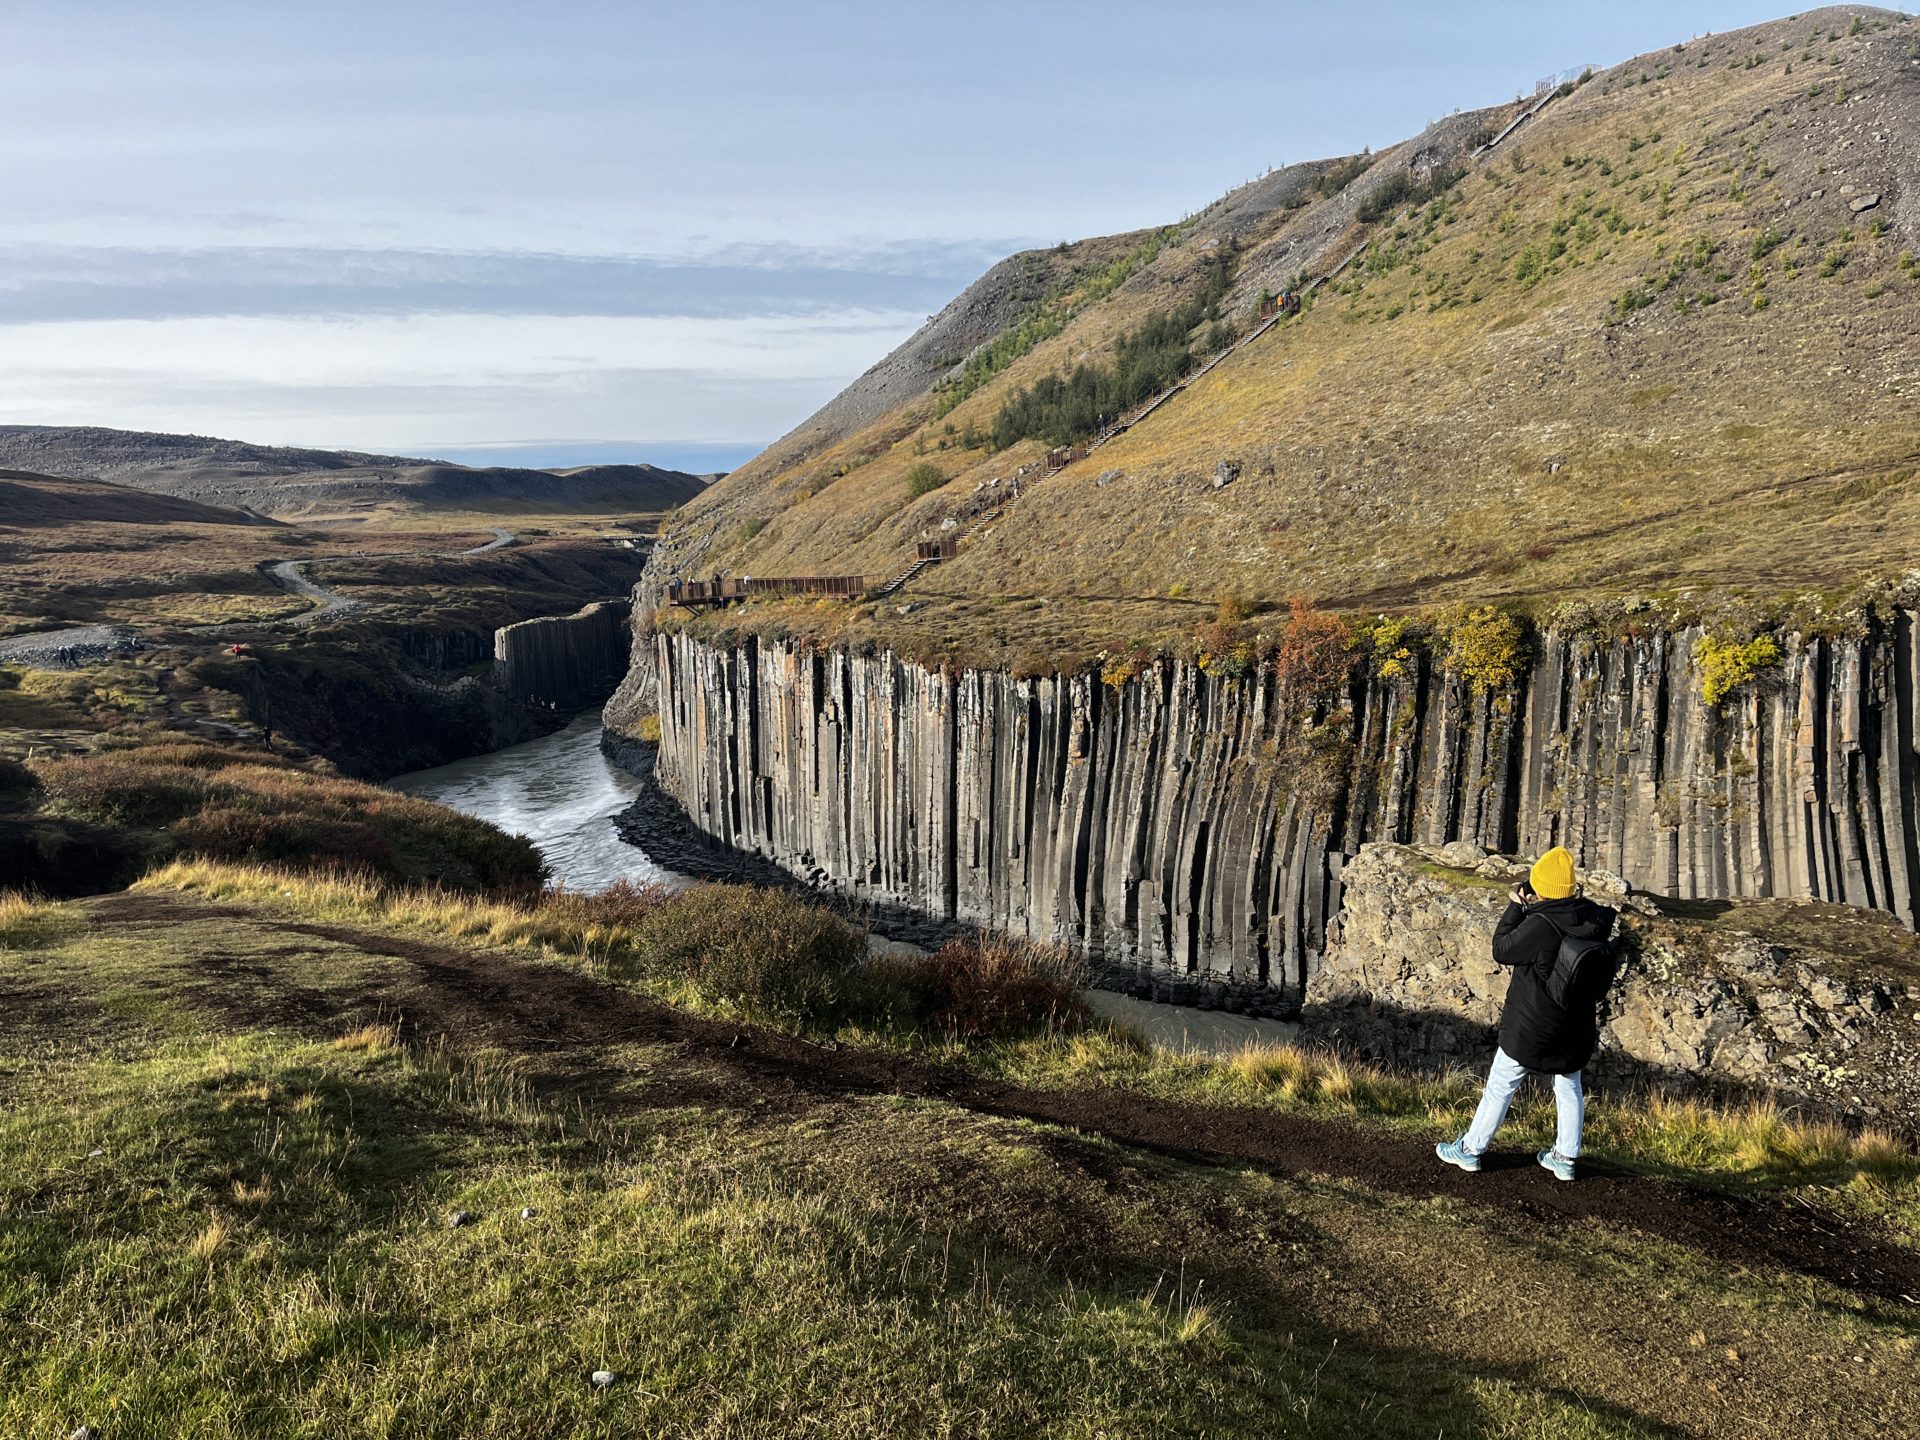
[1532,894,1616,941]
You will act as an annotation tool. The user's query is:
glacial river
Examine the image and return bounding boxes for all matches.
[392,709,1297,1053]
[390,708,676,891]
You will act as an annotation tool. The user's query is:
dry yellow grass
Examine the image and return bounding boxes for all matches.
[333,1023,401,1053]
[659,11,1920,666]
[0,892,49,949]
[139,860,652,971]
[229,1177,273,1207]
[1022,1029,1919,1196]
[188,1217,232,1261]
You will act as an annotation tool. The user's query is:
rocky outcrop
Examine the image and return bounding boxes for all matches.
[493,600,631,709]
[647,610,1920,1008]
[1309,842,1920,1127]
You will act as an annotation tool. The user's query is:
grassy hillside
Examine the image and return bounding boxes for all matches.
[2,876,1917,1437]
[653,7,1920,665]
[0,470,385,634]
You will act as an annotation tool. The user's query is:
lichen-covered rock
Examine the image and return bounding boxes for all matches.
[1310,842,1920,1126]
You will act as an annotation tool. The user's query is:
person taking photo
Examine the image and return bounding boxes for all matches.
[1435,845,1618,1182]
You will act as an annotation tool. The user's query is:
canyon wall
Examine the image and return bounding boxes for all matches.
[649,612,1919,1004]
[493,600,632,709]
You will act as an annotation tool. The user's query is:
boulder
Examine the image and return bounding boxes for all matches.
[1308,842,1920,1126]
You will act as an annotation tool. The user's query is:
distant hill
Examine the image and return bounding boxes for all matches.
[0,427,710,520]
[651,6,1920,661]
[0,468,281,529]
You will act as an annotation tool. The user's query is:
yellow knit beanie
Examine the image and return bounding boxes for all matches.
[1529,846,1576,899]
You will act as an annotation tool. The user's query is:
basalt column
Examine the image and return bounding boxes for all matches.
[492,600,632,709]
[650,612,1920,999]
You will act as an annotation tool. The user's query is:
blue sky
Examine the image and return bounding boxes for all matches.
[0,0,1839,471]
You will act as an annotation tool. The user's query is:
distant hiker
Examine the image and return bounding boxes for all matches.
[1435,845,1619,1183]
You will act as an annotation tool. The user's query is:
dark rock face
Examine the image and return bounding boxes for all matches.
[492,601,631,710]
[649,612,1920,1000]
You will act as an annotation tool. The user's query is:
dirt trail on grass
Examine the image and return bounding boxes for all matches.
[96,892,1920,1309]
[263,527,516,626]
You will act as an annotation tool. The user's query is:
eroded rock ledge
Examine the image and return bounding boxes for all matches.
[1312,842,1920,1127]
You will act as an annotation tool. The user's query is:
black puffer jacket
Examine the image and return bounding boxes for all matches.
[1492,894,1619,1074]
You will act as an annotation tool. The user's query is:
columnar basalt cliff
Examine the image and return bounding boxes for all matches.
[648,611,1919,1004]
[493,600,632,709]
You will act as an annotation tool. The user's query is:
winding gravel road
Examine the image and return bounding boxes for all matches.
[1,529,522,666]
[265,527,516,626]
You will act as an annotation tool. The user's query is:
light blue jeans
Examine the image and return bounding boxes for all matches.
[1462,1047,1583,1158]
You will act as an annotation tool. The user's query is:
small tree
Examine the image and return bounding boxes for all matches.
[1438,605,1528,693]
[904,461,948,499]
[1696,633,1781,706]
[1275,595,1354,702]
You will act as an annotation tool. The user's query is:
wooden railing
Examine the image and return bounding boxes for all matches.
[666,575,866,607]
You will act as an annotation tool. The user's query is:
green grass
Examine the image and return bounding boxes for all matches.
[8,889,1920,1436]
[0,1033,1331,1438]
[0,902,1642,1438]
[11,890,1920,1440]
[139,862,1920,1221]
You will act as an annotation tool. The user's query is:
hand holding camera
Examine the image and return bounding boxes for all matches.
[1510,882,1536,908]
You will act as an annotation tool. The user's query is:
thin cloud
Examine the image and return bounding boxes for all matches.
[0,241,1006,325]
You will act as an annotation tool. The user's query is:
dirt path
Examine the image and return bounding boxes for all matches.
[94,892,1920,1310]
[262,527,517,625]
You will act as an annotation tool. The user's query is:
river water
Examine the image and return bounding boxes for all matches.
[391,711,1296,1054]
[390,708,675,891]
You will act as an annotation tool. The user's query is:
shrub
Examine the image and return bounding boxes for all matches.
[1696,633,1782,706]
[1312,152,1372,198]
[30,740,543,892]
[1359,615,1423,683]
[0,754,37,796]
[1612,284,1656,320]
[34,756,224,827]
[919,934,1087,1040]
[904,461,948,499]
[170,807,395,875]
[1194,591,1258,679]
[1355,164,1462,224]
[931,228,1171,418]
[839,951,942,1031]
[992,251,1236,450]
[1438,605,1528,692]
[1275,596,1354,701]
[634,884,866,1024]
[1262,709,1357,815]
[1100,648,1155,689]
